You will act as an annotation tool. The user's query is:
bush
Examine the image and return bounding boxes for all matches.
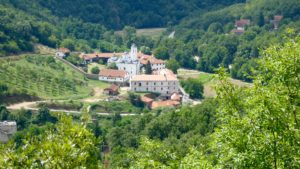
[181,78,204,99]
[91,66,100,74]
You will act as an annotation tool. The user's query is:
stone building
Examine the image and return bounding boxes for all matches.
[99,69,129,83]
[138,53,165,71]
[55,48,71,58]
[0,121,17,143]
[130,74,180,97]
[108,44,141,78]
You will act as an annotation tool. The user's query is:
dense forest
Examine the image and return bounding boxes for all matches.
[154,0,300,81]
[0,0,244,56]
[3,0,245,29]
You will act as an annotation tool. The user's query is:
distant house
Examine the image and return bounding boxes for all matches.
[103,84,119,95]
[79,53,123,64]
[141,95,154,108]
[235,19,251,30]
[138,53,165,71]
[231,29,245,35]
[0,121,17,143]
[99,69,129,83]
[130,74,180,97]
[55,48,71,58]
[271,15,283,30]
[171,92,182,102]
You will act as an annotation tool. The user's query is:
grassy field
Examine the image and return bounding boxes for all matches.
[116,28,166,39]
[178,69,251,98]
[0,55,96,100]
[87,62,107,74]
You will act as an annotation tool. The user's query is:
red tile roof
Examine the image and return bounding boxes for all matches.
[131,74,178,82]
[152,69,175,76]
[151,100,180,109]
[99,69,128,78]
[141,96,154,104]
[104,84,119,92]
[274,15,283,21]
[79,53,123,60]
[231,29,245,35]
[235,19,250,27]
[58,48,71,53]
[138,53,165,65]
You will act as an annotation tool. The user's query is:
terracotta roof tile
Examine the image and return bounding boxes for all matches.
[104,84,119,92]
[79,53,123,60]
[235,19,250,27]
[131,75,178,82]
[274,15,283,21]
[153,69,175,76]
[141,96,154,104]
[58,48,71,53]
[99,69,128,78]
[151,100,180,109]
[138,53,165,65]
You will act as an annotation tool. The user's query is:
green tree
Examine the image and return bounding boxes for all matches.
[208,22,223,34]
[166,59,180,74]
[61,39,75,51]
[107,62,118,69]
[153,46,169,60]
[0,105,10,121]
[0,115,102,168]
[211,37,300,168]
[181,78,204,99]
[91,66,100,74]
[145,61,152,74]
[140,46,151,55]
[257,12,265,27]
[122,26,136,47]
[128,92,144,108]
[35,106,57,124]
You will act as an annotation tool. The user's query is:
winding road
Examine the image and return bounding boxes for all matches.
[7,101,138,116]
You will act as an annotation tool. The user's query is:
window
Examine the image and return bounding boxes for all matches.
[161,82,163,85]
[146,88,148,91]
[154,82,156,85]
[146,82,148,85]
[139,83,142,86]
[154,87,156,91]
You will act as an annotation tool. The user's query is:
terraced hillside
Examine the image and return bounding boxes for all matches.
[0,55,92,100]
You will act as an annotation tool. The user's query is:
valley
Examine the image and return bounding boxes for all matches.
[0,0,299,168]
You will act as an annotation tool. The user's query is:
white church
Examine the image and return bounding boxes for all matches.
[108,44,141,78]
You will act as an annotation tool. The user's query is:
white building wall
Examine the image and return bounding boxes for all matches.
[99,75,129,83]
[130,80,180,96]
[55,52,65,58]
[0,122,17,143]
[151,63,165,70]
[117,62,140,77]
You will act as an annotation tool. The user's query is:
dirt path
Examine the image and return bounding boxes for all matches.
[7,99,138,116]
[82,87,105,103]
[7,101,44,110]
